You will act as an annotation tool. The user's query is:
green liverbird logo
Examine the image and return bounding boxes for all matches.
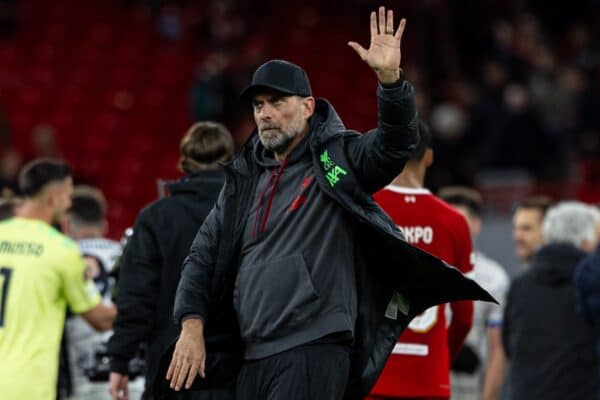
[320,150,347,188]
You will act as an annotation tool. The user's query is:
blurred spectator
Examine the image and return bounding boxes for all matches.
[158,2,183,41]
[440,187,509,400]
[0,190,20,219]
[501,83,563,178]
[0,147,23,194]
[503,201,600,400]
[0,105,11,149]
[29,124,62,159]
[574,206,600,400]
[190,52,237,125]
[62,186,145,400]
[512,196,552,267]
[108,121,234,400]
[196,0,246,50]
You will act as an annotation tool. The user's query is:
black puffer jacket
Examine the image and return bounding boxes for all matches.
[171,82,493,399]
[504,243,598,400]
[108,171,225,394]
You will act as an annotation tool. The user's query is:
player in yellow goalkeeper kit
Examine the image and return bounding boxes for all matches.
[0,159,116,400]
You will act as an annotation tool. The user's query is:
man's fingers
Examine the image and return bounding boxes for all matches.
[166,354,177,380]
[386,9,393,34]
[378,6,385,35]
[174,360,191,391]
[185,364,200,389]
[200,355,206,378]
[120,381,129,400]
[169,357,184,389]
[348,42,367,61]
[370,11,377,38]
[395,18,406,41]
[109,382,128,400]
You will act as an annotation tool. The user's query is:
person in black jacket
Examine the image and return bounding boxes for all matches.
[165,7,493,400]
[108,121,235,400]
[503,201,600,400]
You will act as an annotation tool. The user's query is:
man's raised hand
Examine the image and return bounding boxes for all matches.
[348,6,406,84]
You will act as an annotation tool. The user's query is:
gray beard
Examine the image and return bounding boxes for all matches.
[258,129,296,154]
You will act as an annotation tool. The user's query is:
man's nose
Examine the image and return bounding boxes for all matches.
[257,104,273,119]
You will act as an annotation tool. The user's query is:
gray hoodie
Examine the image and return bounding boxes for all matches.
[236,116,356,359]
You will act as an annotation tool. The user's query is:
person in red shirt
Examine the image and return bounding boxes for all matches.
[368,121,474,400]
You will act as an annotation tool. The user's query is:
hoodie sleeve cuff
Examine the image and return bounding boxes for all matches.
[379,68,405,89]
[181,313,204,324]
[110,356,130,375]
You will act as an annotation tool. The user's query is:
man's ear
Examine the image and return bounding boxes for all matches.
[424,148,434,168]
[44,185,58,208]
[302,97,316,119]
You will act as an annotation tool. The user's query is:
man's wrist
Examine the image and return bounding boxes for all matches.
[376,68,402,85]
[182,316,204,332]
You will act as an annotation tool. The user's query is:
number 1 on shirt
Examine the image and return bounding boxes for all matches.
[0,267,13,327]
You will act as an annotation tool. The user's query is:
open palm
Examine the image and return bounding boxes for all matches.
[348,7,406,83]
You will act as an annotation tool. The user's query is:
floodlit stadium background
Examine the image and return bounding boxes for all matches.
[0,0,598,274]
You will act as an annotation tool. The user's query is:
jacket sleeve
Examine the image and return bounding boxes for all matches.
[108,210,161,374]
[345,80,419,194]
[502,283,514,358]
[172,187,225,325]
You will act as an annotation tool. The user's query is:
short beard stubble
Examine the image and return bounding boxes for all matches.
[258,108,306,155]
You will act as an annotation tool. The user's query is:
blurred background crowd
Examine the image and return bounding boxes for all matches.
[0,0,596,273]
[0,1,600,399]
[0,0,598,244]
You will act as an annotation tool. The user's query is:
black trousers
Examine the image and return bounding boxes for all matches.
[236,343,351,400]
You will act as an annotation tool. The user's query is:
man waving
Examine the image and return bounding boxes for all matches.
[166,6,492,400]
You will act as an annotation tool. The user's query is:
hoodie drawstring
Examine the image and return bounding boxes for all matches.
[252,157,290,238]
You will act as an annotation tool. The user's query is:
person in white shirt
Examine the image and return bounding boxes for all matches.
[62,185,144,400]
[439,186,510,400]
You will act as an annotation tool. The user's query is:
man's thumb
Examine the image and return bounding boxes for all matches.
[348,42,367,60]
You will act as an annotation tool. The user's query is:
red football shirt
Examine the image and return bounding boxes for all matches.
[370,186,474,398]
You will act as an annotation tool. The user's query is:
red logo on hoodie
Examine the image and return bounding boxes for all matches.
[289,176,314,211]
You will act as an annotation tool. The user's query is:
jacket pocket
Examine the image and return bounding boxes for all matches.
[233,254,321,341]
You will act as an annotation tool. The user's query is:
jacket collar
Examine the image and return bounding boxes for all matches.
[531,243,587,284]
[166,170,225,196]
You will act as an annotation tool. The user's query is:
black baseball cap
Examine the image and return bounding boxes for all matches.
[240,59,312,104]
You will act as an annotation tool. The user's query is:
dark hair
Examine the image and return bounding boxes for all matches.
[409,120,432,162]
[18,158,71,197]
[68,186,106,225]
[0,198,20,220]
[178,121,235,174]
[438,186,484,217]
[514,196,553,217]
